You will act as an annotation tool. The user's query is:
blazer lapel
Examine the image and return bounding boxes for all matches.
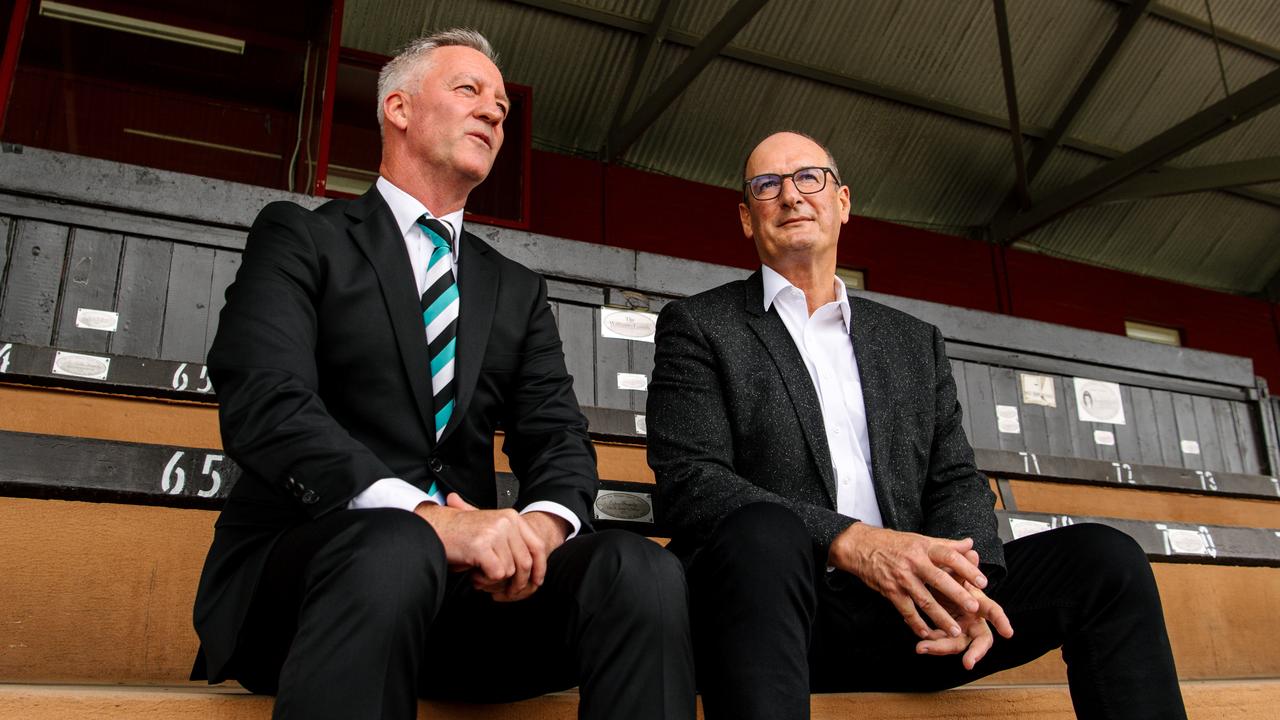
[438,230,498,446]
[848,296,899,527]
[345,190,437,444]
[743,273,838,508]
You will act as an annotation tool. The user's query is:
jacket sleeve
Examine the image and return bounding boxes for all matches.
[648,300,855,551]
[208,202,396,518]
[919,325,1006,579]
[500,276,598,530]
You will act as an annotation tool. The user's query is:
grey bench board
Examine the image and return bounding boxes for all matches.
[1,430,1275,566]
[3,342,1278,499]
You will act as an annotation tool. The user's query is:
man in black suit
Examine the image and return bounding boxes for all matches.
[192,29,694,720]
[647,131,1186,719]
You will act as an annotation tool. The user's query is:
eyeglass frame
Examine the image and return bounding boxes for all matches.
[742,166,841,202]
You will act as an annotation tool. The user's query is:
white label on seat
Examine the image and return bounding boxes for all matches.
[1181,440,1201,455]
[1073,377,1125,424]
[1019,373,1056,407]
[1093,430,1115,446]
[1009,518,1051,539]
[51,351,110,380]
[594,490,654,523]
[601,308,657,342]
[1165,528,1209,556]
[75,308,120,332]
[617,372,649,391]
[996,404,1021,434]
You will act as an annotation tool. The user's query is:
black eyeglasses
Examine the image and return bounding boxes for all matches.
[744,166,839,201]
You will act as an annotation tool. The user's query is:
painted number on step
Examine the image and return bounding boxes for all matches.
[162,451,224,497]
[172,363,214,393]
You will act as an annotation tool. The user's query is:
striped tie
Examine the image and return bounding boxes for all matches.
[418,217,458,443]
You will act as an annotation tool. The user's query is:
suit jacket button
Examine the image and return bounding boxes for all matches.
[429,457,443,473]
[301,490,318,505]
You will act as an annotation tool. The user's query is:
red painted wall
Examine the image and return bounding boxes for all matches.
[1006,251,1280,390]
[529,149,1280,389]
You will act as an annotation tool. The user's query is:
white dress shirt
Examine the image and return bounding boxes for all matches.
[761,265,883,527]
[346,177,581,538]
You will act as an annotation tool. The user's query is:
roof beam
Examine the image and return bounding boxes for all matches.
[990,65,1280,243]
[603,0,680,156]
[605,0,769,161]
[1134,0,1280,64]
[992,0,1030,209]
[986,0,1148,228]
[1091,157,1280,204]
[1027,0,1149,186]
[507,0,1280,211]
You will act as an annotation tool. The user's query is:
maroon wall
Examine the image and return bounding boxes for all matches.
[529,149,1280,389]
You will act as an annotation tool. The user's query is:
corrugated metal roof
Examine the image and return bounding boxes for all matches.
[1159,0,1280,51]
[339,0,1280,295]
[1025,189,1280,292]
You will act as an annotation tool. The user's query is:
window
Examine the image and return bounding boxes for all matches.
[1125,320,1181,347]
[836,266,866,291]
[1,2,533,227]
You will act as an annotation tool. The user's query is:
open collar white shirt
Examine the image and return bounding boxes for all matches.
[762,265,883,527]
[346,178,580,537]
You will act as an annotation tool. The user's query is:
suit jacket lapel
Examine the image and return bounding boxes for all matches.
[439,230,498,446]
[848,295,899,527]
[743,273,838,508]
[345,189,437,444]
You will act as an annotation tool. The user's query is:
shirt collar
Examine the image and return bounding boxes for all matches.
[375,176,465,259]
[761,264,852,330]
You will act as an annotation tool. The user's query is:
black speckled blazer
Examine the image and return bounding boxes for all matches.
[647,270,1005,579]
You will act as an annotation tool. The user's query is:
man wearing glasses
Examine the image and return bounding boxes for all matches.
[647,131,1186,719]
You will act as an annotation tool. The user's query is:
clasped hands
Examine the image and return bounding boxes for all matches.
[414,493,569,602]
[828,523,1015,669]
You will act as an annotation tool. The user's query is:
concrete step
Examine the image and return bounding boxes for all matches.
[2,680,1278,719]
[2,497,1279,687]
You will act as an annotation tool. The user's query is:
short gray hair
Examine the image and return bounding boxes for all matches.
[376,28,499,130]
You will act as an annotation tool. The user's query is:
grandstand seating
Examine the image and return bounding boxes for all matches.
[2,148,1279,717]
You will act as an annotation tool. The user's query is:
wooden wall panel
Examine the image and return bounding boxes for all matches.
[0,220,69,345]
[159,245,215,362]
[53,229,123,353]
[111,237,173,359]
[556,303,595,408]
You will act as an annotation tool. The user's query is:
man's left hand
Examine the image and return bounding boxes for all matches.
[449,494,569,602]
[914,583,1013,669]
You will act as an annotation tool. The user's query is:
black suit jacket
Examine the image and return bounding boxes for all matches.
[193,189,596,682]
[647,271,1003,577]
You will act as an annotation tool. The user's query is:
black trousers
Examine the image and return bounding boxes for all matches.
[687,503,1188,720]
[228,508,695,720]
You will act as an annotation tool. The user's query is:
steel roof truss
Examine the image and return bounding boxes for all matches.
[605,0,769,161]
[990,66,1280,243]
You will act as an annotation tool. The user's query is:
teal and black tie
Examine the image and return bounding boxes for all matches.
[418,216,457,443]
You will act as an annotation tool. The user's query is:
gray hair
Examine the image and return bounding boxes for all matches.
[740,130,842,190]
[376,28,499,130]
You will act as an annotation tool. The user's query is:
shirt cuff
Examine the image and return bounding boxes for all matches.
[521,500,582,540]
[347,477,440,513]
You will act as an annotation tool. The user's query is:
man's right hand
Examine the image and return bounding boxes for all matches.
[827,523,1011,642]
[414,495,539,596]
